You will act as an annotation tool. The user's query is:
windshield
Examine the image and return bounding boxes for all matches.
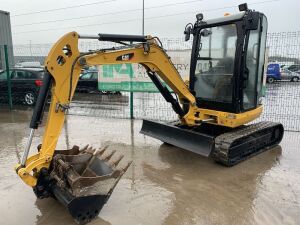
[194,24,237,102]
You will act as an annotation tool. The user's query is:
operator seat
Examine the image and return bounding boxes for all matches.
[213,57,234,102]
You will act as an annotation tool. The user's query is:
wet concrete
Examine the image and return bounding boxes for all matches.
[0,109,300,225]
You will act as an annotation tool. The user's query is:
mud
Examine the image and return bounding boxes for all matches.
[0,109,300,225]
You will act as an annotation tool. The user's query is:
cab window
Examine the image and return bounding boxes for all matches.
[194,24,237,103]
[243,16,267,110]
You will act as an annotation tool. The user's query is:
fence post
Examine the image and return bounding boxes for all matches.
[129,41,134,119]
[130,92,134,119]
[4,45,12,110]
[129,64,134,119]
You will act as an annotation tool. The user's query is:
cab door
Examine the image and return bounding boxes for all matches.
[242,15,268,110]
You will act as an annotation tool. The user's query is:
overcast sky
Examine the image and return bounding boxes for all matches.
[2,0,299,44]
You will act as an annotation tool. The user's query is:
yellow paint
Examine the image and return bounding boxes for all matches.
[15,32,263,186]
[196,106,263,128]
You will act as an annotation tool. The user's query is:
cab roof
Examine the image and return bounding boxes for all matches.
[204,12,245,25]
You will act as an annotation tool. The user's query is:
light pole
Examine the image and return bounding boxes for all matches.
[29,40,33,57]
[130,0,145,119]
[142,0,144,35]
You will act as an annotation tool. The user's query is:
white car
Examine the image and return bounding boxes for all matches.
[15,61,43,68]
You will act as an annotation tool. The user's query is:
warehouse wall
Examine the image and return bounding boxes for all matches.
[0,10,14,69]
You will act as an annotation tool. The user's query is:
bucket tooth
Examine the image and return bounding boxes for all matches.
[34,145,131,224]
[102,150,116,161]
[98,146,109,155]
[109,155,124,167]
[106,161,132,195]
[54,145,80,155]
[79,144,89,152]
[83,146,109,155]
[86,146,94,153]
[120,161,133,174]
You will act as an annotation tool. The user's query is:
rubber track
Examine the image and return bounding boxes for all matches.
[213,121,284,166]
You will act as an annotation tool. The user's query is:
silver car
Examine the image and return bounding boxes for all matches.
[280,68,300,82]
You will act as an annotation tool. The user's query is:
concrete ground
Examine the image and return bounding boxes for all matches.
[0,109,300,225]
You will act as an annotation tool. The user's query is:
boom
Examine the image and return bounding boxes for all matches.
[15,31,199,186]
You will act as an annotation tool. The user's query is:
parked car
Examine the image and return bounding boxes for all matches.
[266,63,281,83]
[76,71,121,95]
[76,71,99,93]
[286,64,300,73]
[281,68,300,82]
[0,68,45,106]
[267,63,300,83]
[15,61,43,68]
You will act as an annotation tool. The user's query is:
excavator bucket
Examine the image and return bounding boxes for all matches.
[33,145,131,224]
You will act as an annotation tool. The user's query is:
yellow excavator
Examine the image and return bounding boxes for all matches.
[15,3,283,224]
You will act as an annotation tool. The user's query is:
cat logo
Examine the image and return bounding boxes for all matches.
[116,53,134,61]
[122,54,130,60]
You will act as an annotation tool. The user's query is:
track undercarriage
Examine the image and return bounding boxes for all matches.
[141,120,284,166]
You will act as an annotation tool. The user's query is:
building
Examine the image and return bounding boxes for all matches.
[0,10,14,70]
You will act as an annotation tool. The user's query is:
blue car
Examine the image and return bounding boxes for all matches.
[267,63,300,83]
[266,63,281,83]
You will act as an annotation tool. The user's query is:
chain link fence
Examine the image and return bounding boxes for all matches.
[1,32,300,131]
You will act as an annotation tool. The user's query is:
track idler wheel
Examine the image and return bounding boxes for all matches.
[34,145,132,224]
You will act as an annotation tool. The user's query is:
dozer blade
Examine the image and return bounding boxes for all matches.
[33,145,132,224]
[140,119,215,157]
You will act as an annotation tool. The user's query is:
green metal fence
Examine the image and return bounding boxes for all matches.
[1,32,300,131]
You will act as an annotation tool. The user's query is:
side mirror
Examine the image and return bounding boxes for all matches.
[238,3,248,12]
[200,29,212,37]
[184,25,192,41]
[244,11,260,30]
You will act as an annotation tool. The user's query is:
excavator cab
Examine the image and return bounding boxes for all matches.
[189,6,268,113]
[142,4,282,165]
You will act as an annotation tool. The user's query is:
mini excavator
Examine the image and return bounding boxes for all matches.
[15,3,283,224]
